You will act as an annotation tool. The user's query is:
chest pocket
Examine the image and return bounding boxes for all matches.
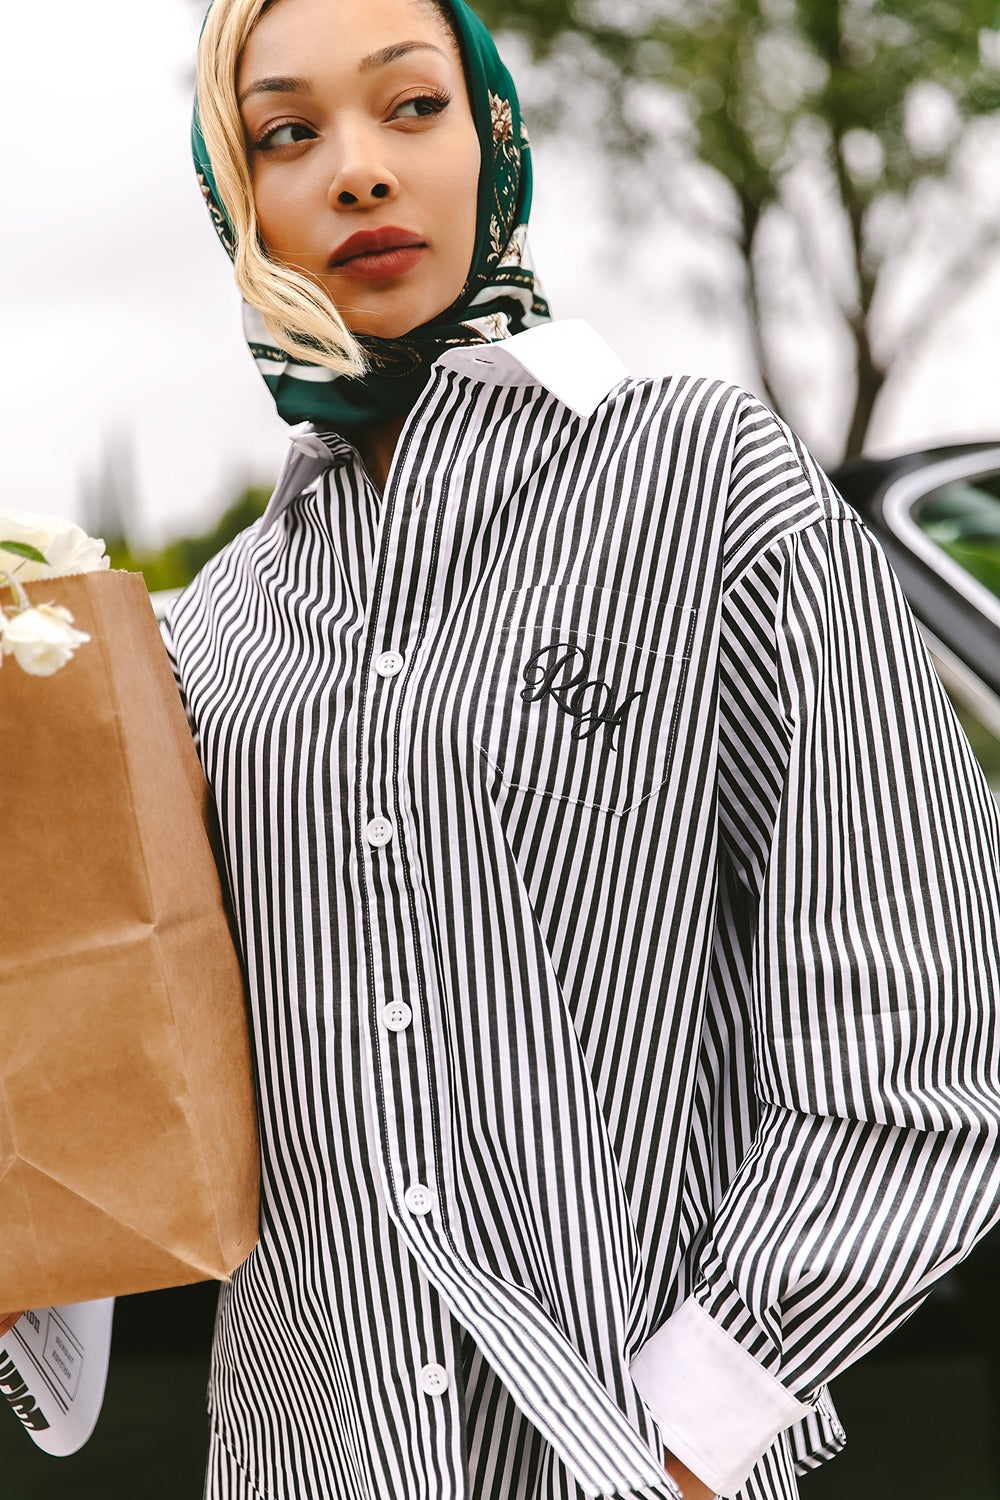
[475,583,696,816]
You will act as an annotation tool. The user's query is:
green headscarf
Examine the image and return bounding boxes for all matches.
[192,0,550,430]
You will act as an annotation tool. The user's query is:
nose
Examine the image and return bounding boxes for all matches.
[337,182,392,206]
[327,126,398,209]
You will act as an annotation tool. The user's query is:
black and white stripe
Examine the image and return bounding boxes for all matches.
[164,323,1000,1500]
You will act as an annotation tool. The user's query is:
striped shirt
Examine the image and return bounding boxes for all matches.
[163,320,1000,1500]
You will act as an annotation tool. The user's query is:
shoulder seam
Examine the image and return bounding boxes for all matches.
[724,513,865,595]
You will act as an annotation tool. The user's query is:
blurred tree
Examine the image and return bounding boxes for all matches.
[475,0,1000,458]
[81,435,136,561]
[109,484,271,590]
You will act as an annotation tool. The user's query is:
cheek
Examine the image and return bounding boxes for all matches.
[250,169,309,262]
[248,174,282,252]
[418,138,479,277]
[445,138,481,267]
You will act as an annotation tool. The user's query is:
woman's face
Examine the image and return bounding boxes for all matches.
[237,0,480,340]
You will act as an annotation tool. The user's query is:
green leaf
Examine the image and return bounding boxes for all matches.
[0,540,49,565]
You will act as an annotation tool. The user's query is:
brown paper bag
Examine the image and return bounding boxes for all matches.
[0,570,259,1310]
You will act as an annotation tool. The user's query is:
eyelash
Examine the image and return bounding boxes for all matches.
[252,90,452,151]
[254,120,316,151]
[395,89,451,119]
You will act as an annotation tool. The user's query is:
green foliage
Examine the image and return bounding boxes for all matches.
[109,484,272,591]
[475,0,1000,456]
[922,478,1000,597]
[478,0,1000,189]
[935,540,1000,600]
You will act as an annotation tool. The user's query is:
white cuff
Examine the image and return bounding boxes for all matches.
[629,1297,812,1497]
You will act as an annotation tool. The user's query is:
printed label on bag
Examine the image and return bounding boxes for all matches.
[0,1299,113,1456]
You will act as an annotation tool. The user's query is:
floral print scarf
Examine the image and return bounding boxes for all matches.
[192,0,551,430]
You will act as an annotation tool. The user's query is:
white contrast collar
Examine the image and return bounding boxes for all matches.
[260,321,630,532]
[436,319,631,419]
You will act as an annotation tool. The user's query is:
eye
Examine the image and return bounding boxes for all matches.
[255,120,317,150]
[392,91,450,120]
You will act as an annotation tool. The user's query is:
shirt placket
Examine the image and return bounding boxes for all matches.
[351,379,474,1478]
[349,377,677,1500]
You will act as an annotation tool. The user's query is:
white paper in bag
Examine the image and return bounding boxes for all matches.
[0,1299,114,1456]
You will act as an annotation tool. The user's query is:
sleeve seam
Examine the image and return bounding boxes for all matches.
[723,512,866,597]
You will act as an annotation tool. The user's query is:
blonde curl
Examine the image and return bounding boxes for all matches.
[196,0,367,379]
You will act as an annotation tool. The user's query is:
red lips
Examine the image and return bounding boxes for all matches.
[329,226,425,267]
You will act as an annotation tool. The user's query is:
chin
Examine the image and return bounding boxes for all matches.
[348,310,429,341]
[339,288,461,344]
[352,321,416,340]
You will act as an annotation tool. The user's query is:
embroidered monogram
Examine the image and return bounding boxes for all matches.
[520,641,645,750]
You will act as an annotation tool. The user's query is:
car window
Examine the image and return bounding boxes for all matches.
[912,472,1000,794]
[915,473,1000,600]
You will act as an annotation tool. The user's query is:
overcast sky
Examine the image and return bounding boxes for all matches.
[5,0,1000,546]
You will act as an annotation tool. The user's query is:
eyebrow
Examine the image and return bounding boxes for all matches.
[359,41,449,73]
[239,75,309,105]
[238,43,449,106]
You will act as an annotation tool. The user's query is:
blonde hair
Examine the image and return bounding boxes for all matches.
[196,0,367,379]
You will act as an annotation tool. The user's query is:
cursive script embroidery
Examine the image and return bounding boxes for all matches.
[520,641,645,750]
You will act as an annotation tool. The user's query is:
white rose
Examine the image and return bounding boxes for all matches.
[0,604,91,677]
[0,507,110,582]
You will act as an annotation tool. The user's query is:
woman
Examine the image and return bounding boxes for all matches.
[165,0,1000,1496]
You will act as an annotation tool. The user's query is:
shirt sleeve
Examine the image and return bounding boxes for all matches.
[631,459,1000,1495]
[160,599,202,754]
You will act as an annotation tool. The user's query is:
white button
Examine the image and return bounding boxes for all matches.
[404,1184,434,1216]
[382,1001,413,1033]
[375,651,404,678]
[418,1363,450,1396]
[365,817,393,848]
